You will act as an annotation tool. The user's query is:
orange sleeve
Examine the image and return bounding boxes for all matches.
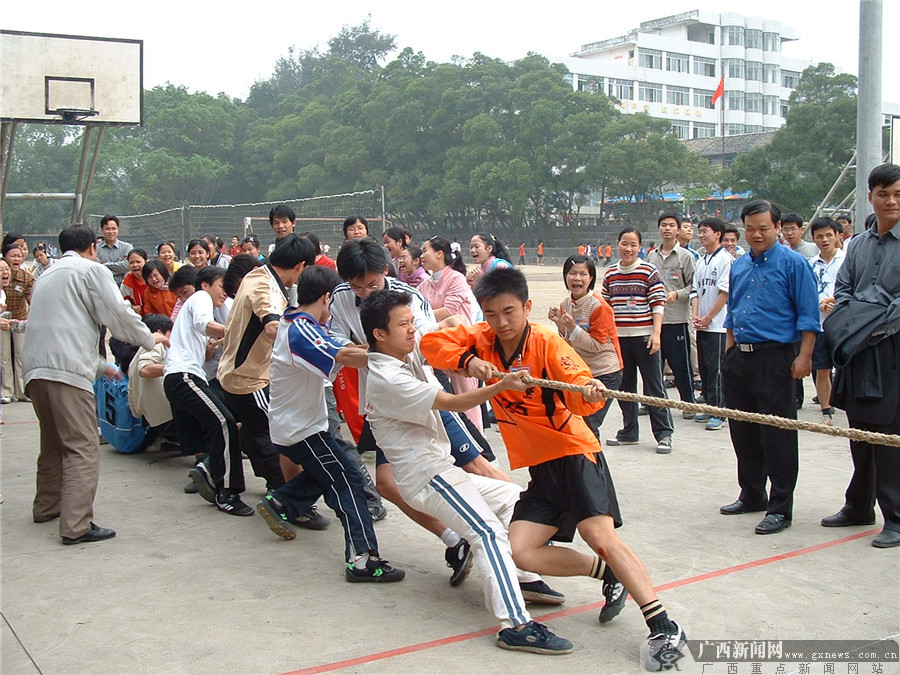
[588,297,623,370]
[420,323,483,371]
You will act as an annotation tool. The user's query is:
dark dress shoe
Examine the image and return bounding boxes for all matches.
[820,511,876,527]
[872,530,900,548]
[62,522,116,545]
[720,500,765,515]
[755,514,791,535]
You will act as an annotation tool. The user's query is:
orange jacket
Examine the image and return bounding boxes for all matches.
[420,322,603,470]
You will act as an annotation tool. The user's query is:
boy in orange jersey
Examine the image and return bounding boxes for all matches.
[420,267,687,671]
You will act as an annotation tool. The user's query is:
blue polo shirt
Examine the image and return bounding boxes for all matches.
[724,242,820,344]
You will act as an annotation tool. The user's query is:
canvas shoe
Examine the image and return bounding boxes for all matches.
[345,556,405,582]
[497,621,574,655]
[445,538,474,587]
[257,495,296,540]
[644,621,687,671]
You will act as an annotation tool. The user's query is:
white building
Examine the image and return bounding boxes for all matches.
[554,10,812,139]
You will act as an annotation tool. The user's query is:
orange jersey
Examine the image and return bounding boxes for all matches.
[420,322,604,470]
[537,243,544,256]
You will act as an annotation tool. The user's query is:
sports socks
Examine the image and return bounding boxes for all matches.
[641,599,677,635]
[440,528,461,548]
[589,555,618,584]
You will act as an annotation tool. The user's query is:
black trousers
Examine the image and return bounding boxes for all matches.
[583,370,622,440]
[617,335,674,442]
[660,323,695,404]
[164,373,245,493]
[842,407,900,533]
[225,388,285,491]
[721,343,798,519]
[696,331,727,409]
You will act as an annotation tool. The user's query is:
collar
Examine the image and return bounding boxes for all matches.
[493,323,531,370]
[748,243,780,264]
[100,240,119,249]
[702,246,725,262]
[266,263,289,300]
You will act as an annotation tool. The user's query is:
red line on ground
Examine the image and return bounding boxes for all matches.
[280,528,880,675]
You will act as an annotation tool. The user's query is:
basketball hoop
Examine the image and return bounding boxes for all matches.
[53,108,99,123]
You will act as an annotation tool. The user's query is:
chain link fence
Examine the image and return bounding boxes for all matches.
[88,190,383,258]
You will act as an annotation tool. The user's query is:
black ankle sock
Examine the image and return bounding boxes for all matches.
[641,600,676,634]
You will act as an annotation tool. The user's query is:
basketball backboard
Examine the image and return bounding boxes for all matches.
[0,30,142,125]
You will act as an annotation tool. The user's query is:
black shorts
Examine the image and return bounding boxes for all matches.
[812,332,834,371]
[511,452,622,542]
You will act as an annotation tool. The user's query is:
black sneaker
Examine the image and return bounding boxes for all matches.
[257,495,296,540]
[215,491,254,516]
[598,572,627,624]
[183,481,198,494]
[292,505,329,530]
[188,463,216,504]
[445,538,473,587]
[345,556,406,583]
[62,522,116,545]
[519,579,566,605]
[496,620,574,655]
[644,621,687,671]
[370,503,388,522]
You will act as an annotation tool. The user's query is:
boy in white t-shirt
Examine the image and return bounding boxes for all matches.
[361,290,573,654]
[163,266,252,516]
[808,216,845,426]
[258,266,405,583]
[691,217,732,431]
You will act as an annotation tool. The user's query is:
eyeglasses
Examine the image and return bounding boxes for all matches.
[349,279,383,294]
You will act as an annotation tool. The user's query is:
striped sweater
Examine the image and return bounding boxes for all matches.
[601,261,666,337]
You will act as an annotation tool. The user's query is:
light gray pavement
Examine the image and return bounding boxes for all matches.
[1,266,898,675]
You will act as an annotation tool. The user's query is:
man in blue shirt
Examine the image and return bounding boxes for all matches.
[820,163,900,548]
[719,199,820,535]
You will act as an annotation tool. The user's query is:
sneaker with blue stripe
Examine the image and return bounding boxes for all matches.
[497,621,574,655]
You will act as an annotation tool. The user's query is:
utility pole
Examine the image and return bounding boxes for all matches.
[855,0,883,222]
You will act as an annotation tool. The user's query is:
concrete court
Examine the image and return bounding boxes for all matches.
[1,265,898,675]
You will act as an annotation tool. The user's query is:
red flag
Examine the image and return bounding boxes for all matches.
[711,77,725,105]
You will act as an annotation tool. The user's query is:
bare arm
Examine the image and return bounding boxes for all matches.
[205,322,225,339]
[432,371,528,412]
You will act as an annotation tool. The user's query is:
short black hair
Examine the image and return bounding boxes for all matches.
[141,259,169,283]
[360,289,412,349]
[723,223,741,239]
[562,254,596,291]
[187,238,208,254]
[657,211,682,227]
[698,216,726,242]
[223,254,263,298]
[868,163,900,191]
[296,265,341,306]
[269,204,296,225]
[781,213,804,228]
[835,214,852,224]
[59,224,97,253]
[809,216,841,236]
[100,215,120,228]
[617,226,642,244]
[143,313,173,335]
[343,215,368,238]
[2,233,24,248]
[269,233,316,269]
[195,265,225,291]
[473,267,529,306]
[336,237,388,281]
[129,248,148,261]
[168,265,198,293]
[2,244,21,258]
[383,227,410,246]
[300,231,323,255]
[741,199,781,225]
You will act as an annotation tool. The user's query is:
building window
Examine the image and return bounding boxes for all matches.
[577,75,604,94]
[782,70,800,89]
[763,64,780,84]
[693,122,717,139]
[745,61,763,82]
[726,123,746,136]
[609,78,634,100]
[745,125,763,133]
[670,120,690,140]
[745,29,763,49]
[693,56,716,78]
[780,100,791,117]
[763,32,780,52]
[666,52,690,73]
[723,59,745,79]
[745,93,763,113]
[763,95,780,115]
[638,48,663,69]
[694,88,714,109]
[726,91,745,111]
[667,86,690,106]
[722,25,745,46]
[639,83,663,103]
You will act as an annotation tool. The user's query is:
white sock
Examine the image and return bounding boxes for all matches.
[351,553,370,568]
[440,528,461,548]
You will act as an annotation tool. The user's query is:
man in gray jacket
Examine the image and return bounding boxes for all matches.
[24,224,167,545]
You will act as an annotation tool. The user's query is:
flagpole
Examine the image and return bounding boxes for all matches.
[720,93,725,219]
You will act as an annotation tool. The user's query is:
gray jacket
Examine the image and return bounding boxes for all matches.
[23,251,154,393]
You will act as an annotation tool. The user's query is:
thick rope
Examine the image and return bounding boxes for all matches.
[489,370,900,448]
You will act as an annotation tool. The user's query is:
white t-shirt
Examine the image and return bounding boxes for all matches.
[164,290,216,381]
[366,346,455,498]
[810,248,845,324]
[692,246,732,333]
[268,309,345,447]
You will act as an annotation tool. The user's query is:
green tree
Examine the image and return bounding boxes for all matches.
[730,63,857,214]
